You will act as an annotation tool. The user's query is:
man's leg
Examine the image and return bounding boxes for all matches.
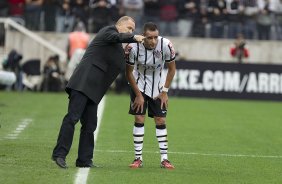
[129,115,145,168]
[149,98,174,169]
[154,116,174,169]
[128,89,147,168]
[76,100,98,167]
[154,117,168,161]
[52,90,88,162]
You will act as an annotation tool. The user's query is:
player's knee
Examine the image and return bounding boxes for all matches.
[154,117,166,125]
[135,115,145,123]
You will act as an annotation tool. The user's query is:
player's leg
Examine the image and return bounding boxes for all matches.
[149,98,175,169]
[129,115,145,168]
[154,116,168,162]
[128,90,147,168]
[154,116,174,169]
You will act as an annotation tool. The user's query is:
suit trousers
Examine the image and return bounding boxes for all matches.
[52,89,98,165]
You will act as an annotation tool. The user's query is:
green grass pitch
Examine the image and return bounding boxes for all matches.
[0,91,282,184]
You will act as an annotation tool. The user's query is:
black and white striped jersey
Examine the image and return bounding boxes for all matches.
[126,36,176,98]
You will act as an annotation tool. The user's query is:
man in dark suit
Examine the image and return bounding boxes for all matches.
[52,16,145,169]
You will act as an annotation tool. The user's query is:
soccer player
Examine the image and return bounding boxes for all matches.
[125,22,176,169]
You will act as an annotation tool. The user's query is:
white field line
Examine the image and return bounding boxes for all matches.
[94,149,282,159]
[4,118,32,139]
[74,97,106,184]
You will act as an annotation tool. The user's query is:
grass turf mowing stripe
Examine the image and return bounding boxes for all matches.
[74,97,106,184]
[95,149,282,159]
[4,118,32,139]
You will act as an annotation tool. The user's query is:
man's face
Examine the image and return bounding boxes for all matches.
[143,30,159,49]
[118,20,135,33]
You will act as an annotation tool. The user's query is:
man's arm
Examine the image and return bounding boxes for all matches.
[158,61,176,109]
[104,27,144,43]
[163,61,176,90]
[125,64,144,113]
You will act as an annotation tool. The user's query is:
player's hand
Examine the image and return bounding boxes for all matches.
[124,44,132,55]
[133,94,144,113]
[124,44,132,62]
[134,35,145,43]
[157,92,168,109]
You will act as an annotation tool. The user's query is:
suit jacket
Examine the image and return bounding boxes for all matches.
[66,25,136,104]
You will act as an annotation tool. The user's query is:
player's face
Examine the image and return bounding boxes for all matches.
[119,20,135,33]
[143,30,159,49]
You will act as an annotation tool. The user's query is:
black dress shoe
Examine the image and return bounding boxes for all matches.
[76,163,100,168]
[52,157,68,169]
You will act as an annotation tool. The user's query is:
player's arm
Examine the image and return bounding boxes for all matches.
[158,39,176,109]
[125,64,144,113]
[125,45,144,113]
[158,60,176,109]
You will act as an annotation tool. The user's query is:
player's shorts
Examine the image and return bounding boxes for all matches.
[129,88,167,118]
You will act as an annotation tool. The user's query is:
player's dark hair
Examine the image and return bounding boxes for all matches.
[143,22,158,33]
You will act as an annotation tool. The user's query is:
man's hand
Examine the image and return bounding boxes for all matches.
[133,94,144,113]
[124,44,133,55]
[134,35,145,43]
[124,44,132,62]
[157,92,168,109]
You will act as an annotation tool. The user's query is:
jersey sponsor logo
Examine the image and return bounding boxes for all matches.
[140,64,161,71]
[153,50,162,58]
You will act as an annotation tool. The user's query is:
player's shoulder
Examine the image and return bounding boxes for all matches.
[128,42,139,50]
[128,42,139,47]
[157,36,168,42]
[161,37,172,45]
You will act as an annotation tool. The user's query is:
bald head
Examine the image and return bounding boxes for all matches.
[115,16,135,33]
[116,16,135,26]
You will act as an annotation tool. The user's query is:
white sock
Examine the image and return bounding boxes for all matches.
[133,122,144,161]
[156,124,168,162]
